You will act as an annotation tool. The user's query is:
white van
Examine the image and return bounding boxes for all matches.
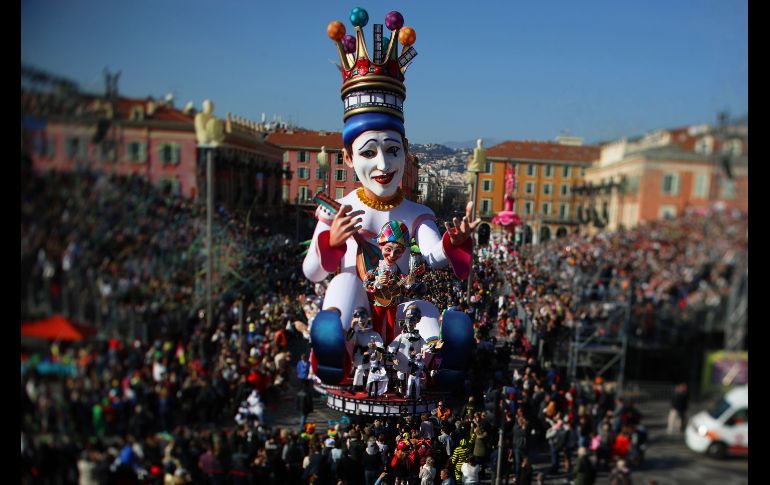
[685,385,748,458]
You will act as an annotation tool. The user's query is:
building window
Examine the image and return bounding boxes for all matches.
[335,153,344,165]
[580,167,586,177]
[335,169,346,182]
[560,184,570,196]
[693,173,709,198]
[661,173,680,195]
[297,167,309,180]
[353,171,360,182]
[559,203,570,219]
[482,179,493,192]
[35,136,54,158]
[485,160,493,173]
[127,141,147,163]
[299,186,309,201]
[561,165,572,178]
[524,201,533,215]
[100,140,117,162]
[525,182,535,195]
[159,143,180,165]
[720,179,736,199]
[526,164,537,177]
[544,165,553,177]
[283,151,290,163]
[481,198,492,215]
[542,202,551,216]
[298,151,308,162]
[724,139,743,157]
[65,137,85,160]
[624,175,639,194]
[315,168,324,180]
[543,183,553,196]
[695,136,714,155]
[159,177,180,195]
[335,187,345,199]
[130,106,144,121]
[659,205,677,219]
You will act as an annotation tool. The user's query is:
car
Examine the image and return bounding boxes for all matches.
[685,385,748,459]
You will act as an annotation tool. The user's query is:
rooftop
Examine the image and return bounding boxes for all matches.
[487,140,600,163]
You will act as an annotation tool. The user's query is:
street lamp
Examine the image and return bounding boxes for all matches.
[317,145,330,195]
[466,139,486,303]
[194,99,225,330]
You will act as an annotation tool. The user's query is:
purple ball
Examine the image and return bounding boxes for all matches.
[342,34,356,54]
[385,11,404,30]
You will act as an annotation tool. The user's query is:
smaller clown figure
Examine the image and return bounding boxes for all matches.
[364,220,411,343]
[366,339,389,398]
[388,303,427,396]
[346,306,384,390]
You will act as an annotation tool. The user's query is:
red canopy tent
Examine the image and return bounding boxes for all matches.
[21,315,97,342]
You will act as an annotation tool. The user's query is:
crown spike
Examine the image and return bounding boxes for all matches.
[354,26,370,63]
[335,41,352,70]
[384,29,400,62]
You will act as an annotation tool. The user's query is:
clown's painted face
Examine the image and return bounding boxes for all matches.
[345,130,405,198]
[381,242,406,265]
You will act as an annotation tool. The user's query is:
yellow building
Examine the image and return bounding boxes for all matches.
[477,138,600,243]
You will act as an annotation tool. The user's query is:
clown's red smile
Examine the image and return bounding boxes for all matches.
[373,171,396,185]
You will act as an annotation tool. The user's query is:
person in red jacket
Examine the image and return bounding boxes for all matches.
[391,441,415,485]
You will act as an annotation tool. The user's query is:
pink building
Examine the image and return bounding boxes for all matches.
[23,93,284,210]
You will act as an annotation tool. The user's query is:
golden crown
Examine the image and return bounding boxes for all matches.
[327,8,417,122]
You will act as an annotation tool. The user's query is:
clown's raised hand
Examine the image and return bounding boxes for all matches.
[444,201,482,246]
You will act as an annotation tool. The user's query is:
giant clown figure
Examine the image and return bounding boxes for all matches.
[305,7,478,390]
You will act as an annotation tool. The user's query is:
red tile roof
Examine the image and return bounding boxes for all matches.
[487,140,600,163]
[115,97,193,122]
[266,130,344,150]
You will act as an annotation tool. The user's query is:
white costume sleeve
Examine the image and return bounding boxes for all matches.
[416,219,449,270]
[302,205,343,282]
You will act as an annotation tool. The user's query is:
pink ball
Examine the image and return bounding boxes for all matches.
[342,35,356,54]
[385,11,404,30]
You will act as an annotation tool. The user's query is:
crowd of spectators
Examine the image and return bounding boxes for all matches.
[20,165,746,484]
[489,209,748,364]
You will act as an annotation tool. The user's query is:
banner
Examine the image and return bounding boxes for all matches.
[701,350,748,395]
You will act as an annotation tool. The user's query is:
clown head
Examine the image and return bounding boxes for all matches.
[375,220,410,266]
[343,129,406,199]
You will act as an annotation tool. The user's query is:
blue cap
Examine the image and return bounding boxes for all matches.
[342,112,405,146]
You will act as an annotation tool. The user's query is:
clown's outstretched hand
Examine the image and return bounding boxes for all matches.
[444,201,482,246]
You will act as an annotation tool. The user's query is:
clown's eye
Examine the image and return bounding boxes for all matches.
[359,149,377,158]
[387,146,400,156]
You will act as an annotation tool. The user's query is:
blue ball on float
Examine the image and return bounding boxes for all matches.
[349,7,369,28]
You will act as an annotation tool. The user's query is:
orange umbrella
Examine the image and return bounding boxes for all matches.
[21,315,86,341]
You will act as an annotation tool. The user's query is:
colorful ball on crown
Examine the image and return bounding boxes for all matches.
[399,27,416,46]
[342,35,356,54]
[349,7,369,28]
[327,21,346,41]
[385,11,404,30]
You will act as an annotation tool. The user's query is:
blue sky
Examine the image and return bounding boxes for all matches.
[21,0,747,145]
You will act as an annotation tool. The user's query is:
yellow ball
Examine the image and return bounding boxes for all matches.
[327,21,346,41]
[399,26,416,46]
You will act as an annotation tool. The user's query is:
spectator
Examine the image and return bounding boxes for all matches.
[609,459,632,485]
[668,383,689,434]
[573,446,596,485]
[460,455,480,484]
